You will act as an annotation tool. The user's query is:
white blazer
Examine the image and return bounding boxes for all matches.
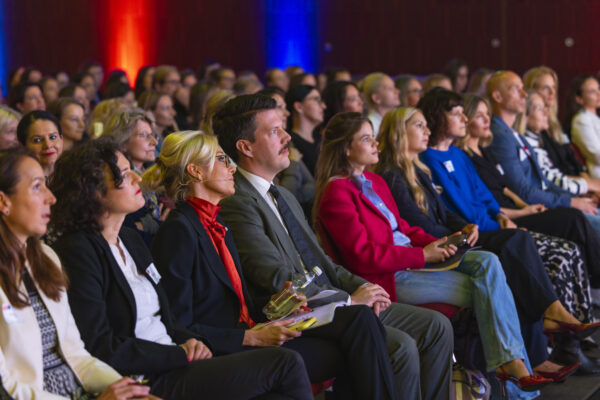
[571,109,600,178]
[0,244,121,399]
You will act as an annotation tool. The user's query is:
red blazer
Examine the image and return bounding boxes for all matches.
[317,171,437,302]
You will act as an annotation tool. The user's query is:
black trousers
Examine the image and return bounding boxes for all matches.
[521,319,549,368]
[150,347,312,400]
[283,305,398,400]
[514,207,600,287]
[476,229,558,324]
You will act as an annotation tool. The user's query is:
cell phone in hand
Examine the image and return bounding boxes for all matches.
[438,233,467,248]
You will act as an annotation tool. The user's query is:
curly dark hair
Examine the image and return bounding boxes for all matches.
[417,87,463,147]
[48,136,123,235]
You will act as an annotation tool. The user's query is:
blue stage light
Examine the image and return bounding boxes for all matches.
[265,0,318,73]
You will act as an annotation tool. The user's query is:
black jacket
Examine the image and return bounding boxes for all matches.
[150,201,262,355]
[52,227,208,376]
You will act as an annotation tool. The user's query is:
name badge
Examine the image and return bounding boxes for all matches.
[2,304,20,324]
[519,149,528,162]
[443,160,455,173]
[145,263,161,285]
[495,164,505,175]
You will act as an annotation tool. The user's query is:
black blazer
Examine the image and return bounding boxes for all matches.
[150,201,261,355]
[380,166,468,238]
[52,227,206,376]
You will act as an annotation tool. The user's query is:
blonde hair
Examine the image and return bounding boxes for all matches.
[523,66,565,144]
[0,105,21,133]
[102,109,153,149]
[375,107,431,214]
[199,89,235,134]
[361,72,388,108]
[88,98,128,138]
[459,94,493,151]
[142,131,217,202]
[513,89,542,136]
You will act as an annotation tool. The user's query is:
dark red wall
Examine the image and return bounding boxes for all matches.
[5,0,600,106]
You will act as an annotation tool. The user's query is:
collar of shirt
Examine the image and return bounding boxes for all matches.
[237,166,287,230]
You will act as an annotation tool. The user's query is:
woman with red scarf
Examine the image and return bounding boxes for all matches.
[145,130,400,400]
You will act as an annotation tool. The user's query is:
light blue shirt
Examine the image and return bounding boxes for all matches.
[351,174,412,247]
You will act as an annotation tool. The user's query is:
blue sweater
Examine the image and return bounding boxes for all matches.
[420,146,501,232]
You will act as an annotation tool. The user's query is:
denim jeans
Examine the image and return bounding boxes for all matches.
[395,250,525,372]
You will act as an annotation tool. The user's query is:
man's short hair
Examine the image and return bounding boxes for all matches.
[212,94,277,163]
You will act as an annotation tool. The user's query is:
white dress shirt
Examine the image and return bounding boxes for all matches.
[572,110,600,178]
[109,237,173,345]
[238,166,287,231]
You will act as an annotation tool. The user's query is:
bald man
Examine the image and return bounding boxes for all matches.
[487,71,600,217]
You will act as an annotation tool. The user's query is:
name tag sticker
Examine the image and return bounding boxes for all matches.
[2,304,20,324]
[145,263,161,285]
[443,160,455,173]
[519,149,528,162]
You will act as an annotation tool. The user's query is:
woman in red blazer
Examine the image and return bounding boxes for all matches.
[313,112,558,391]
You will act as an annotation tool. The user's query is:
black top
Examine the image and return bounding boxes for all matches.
[380,166,468,238]
[289,131,321,176]
[52,227,204,376]
[540,130,585,176]
[151,202,263,355]
[467,147,517,209]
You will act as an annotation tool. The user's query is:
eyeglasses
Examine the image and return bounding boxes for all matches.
[216,154,233,168]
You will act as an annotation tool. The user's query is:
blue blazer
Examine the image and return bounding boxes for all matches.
[488,115,571,208]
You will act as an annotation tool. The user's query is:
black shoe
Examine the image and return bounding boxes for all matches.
[551,334,600,375]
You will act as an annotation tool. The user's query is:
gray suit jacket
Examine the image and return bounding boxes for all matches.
[220,171,367,309]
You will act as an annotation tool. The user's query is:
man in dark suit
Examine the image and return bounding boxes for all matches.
[214,94,453,400]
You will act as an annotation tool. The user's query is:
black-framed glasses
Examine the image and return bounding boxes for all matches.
[216,154,233,168]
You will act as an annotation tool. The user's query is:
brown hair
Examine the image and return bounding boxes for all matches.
[313,112,371,222]
[0,149,66,308]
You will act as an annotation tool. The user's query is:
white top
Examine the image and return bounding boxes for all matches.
[109,238,173,346]
[368,109,383,137]
[238,166,287,231]
[571,109,600,178]
[0,243,121,400]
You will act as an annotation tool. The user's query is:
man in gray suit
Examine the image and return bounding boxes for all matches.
[214,94,453,400]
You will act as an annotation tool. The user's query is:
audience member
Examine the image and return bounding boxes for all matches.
[104,81,135,107]
[214,94,454,399]
[289,73,318,89]
[189,82,218,129]
[486,71,600,232]
[46,98,86,151]
[467,68,494,96]
[49,138,314,400]
[314,111,555,390]
[209,67,236,90]
[0,105,21,150]
[322,81,364,128]
[422,74,452,93]
[394,74,423,107]
[59,83,90,115]
[265,68,290,92]
[16,110,63,177]
[362,72,400,134]
[40,76,59,104]
[88,98,129,138]
[199,89,235,135]
[566,75,600,178]
[145,131,399,399]
[134,66,156,99]
[138,90,178,143]
[444,58,469,93]
[152,65,181,98]
[0,148,155,400]
[8,83,46,114]
[285,85,325,175]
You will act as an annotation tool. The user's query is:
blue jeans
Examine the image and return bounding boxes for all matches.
[395,250,525,371]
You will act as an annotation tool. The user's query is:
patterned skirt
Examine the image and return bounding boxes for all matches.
[530,231,594,323]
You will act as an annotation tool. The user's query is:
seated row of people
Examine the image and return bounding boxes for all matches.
[3,73,600,398]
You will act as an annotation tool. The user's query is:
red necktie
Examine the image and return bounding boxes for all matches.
[187,197,255,328]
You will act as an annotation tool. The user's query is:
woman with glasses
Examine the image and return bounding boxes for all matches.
[394,75,423,108]
[285,85,326,176]
[103,110,167,243]
[145,131,400,399]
